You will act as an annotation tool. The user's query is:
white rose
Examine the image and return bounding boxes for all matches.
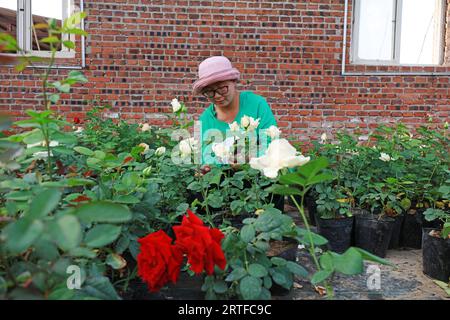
[171,98,182,113]
[138,143,150,154]
[212,137,235,163]
[75,127,83,134]
[320,133,327,143]
[33,151,52,158]
[240,115,250,129]
[266,126,281,139]
[379,152,391,162]
[27,141,43,149]
[179,138,198,158]
[250,139,310,179]
[247,117,260,132]
[141,123,151,132]
[155,146,166,156]
[229,121,240,133]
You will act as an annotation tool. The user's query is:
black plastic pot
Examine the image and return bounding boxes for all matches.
[354,214,395,258]
[401,209,442,249]
[123,271,205,300]
[316,216,354,253]
[422,228,450,282]
[388,214,405,249]
[267,238,297,296]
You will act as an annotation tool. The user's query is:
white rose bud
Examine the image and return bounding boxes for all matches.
[379,152,391,162]
[141,123,151,132]
[155,146,166,156]
[143,166,152,176]
[320,133,327,143]
[229,121,240,133]
[179,139,193,157]
[138,143,150,154]
[240,115,250,129]
[171,98,182,113]
[247,117,260,132]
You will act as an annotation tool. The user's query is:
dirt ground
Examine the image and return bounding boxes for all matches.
[274,206,450,300]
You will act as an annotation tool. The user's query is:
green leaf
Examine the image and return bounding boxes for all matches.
[48,215,82,251]
[311,269,333,285]
[63,40,75,49]
[41,36,59,43]
[297,157,329,180]
[265,184,302,196]
[34,239,60,261]
[49,94,60,104]
[84,224,122,247]
[52,81,71,93]
[307,173,335,186]
[331,248,364,275]
[74,146,94,156]
[69,247,97,258]
[319,252,334,271]
[240,225,255,243]
[27,188,62,219]
[286,261,309,277]
[213,281,228,294]
[87,157,101,166]
[279,173,307,186]
[271,271,287,286]
[225,267,247,282]
[81,276,120,300]
[94,150,106,159]
[4,190,33,201]
[4,219,44,253]
[248,264,268,278]
[239,276,261,300]
[75,201,132,224]
[298,231,328,246]
[353,247,396,267]
[270,257,287,266]
[113,194,140,204]
[106,253,127,270]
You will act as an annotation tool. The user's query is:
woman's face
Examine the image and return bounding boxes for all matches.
[202,80,237,108]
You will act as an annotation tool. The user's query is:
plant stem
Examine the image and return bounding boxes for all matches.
[290,193,334,298]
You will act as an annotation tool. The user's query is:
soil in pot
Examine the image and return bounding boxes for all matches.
[316,216,354,253]
[388,214,405,249]
[422,228,450,282]
[354,214,395,258]
[401,209,442,249]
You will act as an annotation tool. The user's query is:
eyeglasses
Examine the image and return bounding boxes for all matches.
[202,85,229,99]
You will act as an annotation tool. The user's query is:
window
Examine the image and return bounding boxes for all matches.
[351,0,446,65]
[0,0,76,57]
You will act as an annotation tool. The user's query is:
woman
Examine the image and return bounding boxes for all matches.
[193,56,278,164]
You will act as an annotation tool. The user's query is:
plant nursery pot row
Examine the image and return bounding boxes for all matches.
[422,228,450,282]
[314,208,396,258]
[400,209,442,249]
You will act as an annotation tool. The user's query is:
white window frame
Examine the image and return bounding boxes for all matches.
[351,0,446,66]
[13,0,76,58]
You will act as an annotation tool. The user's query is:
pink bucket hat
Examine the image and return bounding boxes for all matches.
[193,56,240,95]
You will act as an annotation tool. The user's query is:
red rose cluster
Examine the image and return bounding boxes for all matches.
[137,210,226,292]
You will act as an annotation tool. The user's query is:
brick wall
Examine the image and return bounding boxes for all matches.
[1,0,449,142]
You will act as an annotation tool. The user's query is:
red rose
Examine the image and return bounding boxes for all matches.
[73,117,81,124]
[137,230,184,292]
[173,210,226,275]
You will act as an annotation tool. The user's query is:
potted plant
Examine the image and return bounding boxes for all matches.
[422,184,450,282]
[314,183,354,253]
